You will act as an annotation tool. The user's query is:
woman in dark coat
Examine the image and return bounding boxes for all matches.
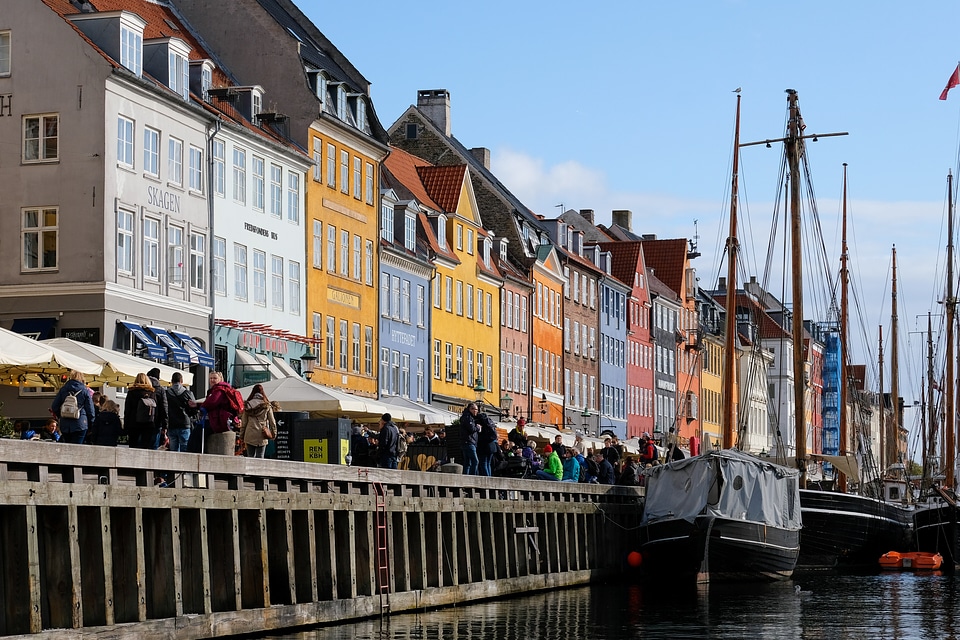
[124,372,159,449]
[87,400,123,446]
[50,370,96,444]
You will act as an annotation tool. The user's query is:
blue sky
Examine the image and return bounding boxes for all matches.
[302,0,960,438]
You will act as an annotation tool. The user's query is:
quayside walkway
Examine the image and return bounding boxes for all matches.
[0,440,643,638]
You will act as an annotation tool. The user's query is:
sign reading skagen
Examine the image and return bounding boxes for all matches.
[146,185,181,214]
[327,287,360,309]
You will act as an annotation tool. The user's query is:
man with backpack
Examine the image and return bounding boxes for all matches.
[166,371,196,452]
[201,371,243,456]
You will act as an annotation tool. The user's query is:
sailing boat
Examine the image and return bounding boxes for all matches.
[795,167,914,570]
[637,93,803,584]
[913,171,960,570]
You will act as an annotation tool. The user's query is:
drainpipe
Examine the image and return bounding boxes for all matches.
[205,118,222,394]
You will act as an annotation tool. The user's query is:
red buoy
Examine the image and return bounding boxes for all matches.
[627,551,642,568]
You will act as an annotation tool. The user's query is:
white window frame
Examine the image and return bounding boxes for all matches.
[189,232,205,291]
[253,249,266,306]
[313,137,322,182]
[120,20,143,76]
[117,208,135,275]
[287,172,300,223]
[213,236,226,295]
[23,114,58,163]
[212,139,225,197]
[117,116,134,168]
[340,229,349,276]
[365,162,374,204]
[234,243,248,301]
[381,201,394,242]
[340,150,349,194]
[252,155,265,211]
[313,220,323,269]
[167,137,183,186]
[1,31,12,77]
[270,164,282,217]
[189,145,203,193]
[326,143,336,187]
[327,225,336,272]
[142,217,160,281]
[404,211,416,250]
[352,234,361,280]
[353,156,362,200]
[364,326,374,376]
[289,260,301,316]
[21,207,58,272]
[232,147,246,203]
[365,240,374,286]
[168,224,184,286]
[271,255,284,311]
[143,127,160,178]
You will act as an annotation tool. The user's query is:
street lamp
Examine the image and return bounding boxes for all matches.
[471,376,486,406]
[500,393,513,419]
[301,349,317,380]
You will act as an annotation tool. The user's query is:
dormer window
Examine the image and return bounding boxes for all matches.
[437,214,447,250]
[120,16,144,77]
[252,91,262,125]
[355,98,367,131]
[380,198,394,242]
[189,59,214,102]
[337,85,347,121]
[313,72,327,107]
[167,41,190,101]
[483,238,492,268]
[404,211,416,251]
[558,223,568,249]
[499,238,508,262]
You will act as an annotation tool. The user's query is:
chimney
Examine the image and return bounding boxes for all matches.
[718,276,727,292]
[579,209,594,224]
[469,147,490,170]
[417,89,451,136]
[612,209,632,231]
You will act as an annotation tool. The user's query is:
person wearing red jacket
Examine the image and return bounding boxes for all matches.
[201,371,242,456]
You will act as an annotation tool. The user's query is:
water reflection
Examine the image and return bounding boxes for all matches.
[260,573,960,640]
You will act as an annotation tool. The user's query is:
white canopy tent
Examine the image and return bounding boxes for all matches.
[42,338,192,387]
[236,376,409,420]
[0,327,102,387]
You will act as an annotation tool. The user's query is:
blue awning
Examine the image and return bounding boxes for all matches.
[11,317,57,340]
[118,321,167,360]
[146,326,192,364]
[170,330,216,368]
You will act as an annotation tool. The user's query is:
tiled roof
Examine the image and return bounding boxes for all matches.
[639,238,688,297]
[418,165,467,213]
[646,268,680,303]
[596,241,643,288]
[383,148,443,212]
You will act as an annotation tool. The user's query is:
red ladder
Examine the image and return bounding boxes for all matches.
[372,481,391,612]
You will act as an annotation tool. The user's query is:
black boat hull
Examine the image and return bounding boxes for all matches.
[914,504,960,570]
[639,515,800,583]
[798,489,913,570]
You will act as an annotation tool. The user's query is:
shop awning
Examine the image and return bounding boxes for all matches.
[118,321,166,359]
[10,317,57,340]
[146,326,191,364]
[170,330,215,367]
[271,356,302,378]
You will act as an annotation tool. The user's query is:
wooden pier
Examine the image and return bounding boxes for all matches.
[0,440,642,638]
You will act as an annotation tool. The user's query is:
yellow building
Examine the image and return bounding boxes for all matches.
[419,164,503,413]
[700,333,724,450]
[306,123,387,397]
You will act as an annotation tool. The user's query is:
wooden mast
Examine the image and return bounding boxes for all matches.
[838,163,850,493]
[890,246,900,472]
[722,93,742,450]
[878,325,885,473]
[785,89,807,484]
[946,171,956,490]
[922,312,936,491]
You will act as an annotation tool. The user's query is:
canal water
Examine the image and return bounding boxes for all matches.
[257,573,958,639]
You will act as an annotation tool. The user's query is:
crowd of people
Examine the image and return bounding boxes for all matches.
[11,369,278,459]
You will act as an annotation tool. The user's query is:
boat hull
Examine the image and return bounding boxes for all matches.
[798,489,913,570]
[639,515,800,583]
[913,503,960,570]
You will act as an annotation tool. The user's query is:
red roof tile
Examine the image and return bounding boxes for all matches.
[418,165,467,213]
[384,148,443,211]
[640,238,689,297]
[596,241,644,288]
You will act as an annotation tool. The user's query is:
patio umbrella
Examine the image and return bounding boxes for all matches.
[43,338,192,387]
[0,326,102,387]
[236,376,393,418]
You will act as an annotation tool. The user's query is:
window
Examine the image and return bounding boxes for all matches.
[353,156,362,199]
[455,281,463,316]
[356,99,367,131]
[401,280,411,323]
[476,288,484,324]
[271,255,284,310]
[142,217,159,280]
[390,275,401,320]
[213,236,226,295]
[212,139,225,196]
[1,31,10,76]
[120,22,142,76]
[200,64,212,102]
[189,145,203,192]
[189,232,205,290]
[445,342,453,380]
[353,235,361,280]
[313,137,322,182]
[117,209,134,274]
[313,221,322,269]
[417,359,424,401]
[326,143,336,187]
[287,172,300,223]
[140,127,159,177]
[21,207,57,271]
[456,346,464,383]
[168,137,183,185]
[326,225,336,272]
[433,340,441,379]
[351,323,361,373]
[437,215,446,249]
[340,150,349,194]
[365,162,374,204]
[270,164,282,217]
[380,349,390,394]
[338,85,347,119]
[233,147,246,203]
[486,293,493,326]
[433,274,441,308]
[234,243,248,300]
[381,201,394,242]
[326,316,335,367]
[417,285,426,327]
[24,114,58,163]
[404,212,416,250]
[380,272,390,317]
[364,326,373,376]
[467,229,474,255]
[117,116,134,167]
[391,351,400,394]
[365,240,374,285]
[339,320,348,370]
[444,276,452,312]
[466,283,474,319]
[340,230,349,276]
[168,50,189,101]
[456,224,463,250]
[289,261,301,315]
[253,250,266,306]
[466,349,474,386]
[168,225,184,285]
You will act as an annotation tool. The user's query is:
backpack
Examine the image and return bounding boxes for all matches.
[225,386,244,416]
[578,459,588,483]
[60,391,81,419]
[136,393,157,423]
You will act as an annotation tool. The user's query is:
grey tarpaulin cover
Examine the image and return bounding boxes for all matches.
[641,448,802,531]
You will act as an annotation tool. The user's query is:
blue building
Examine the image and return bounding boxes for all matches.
[587,245,629,440]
